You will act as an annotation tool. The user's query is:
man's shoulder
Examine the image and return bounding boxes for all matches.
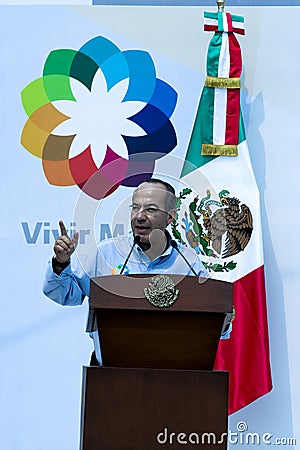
[174,241,208,276]
[98,234,129,248]
[176,242,200,258]
[97,234,131,256]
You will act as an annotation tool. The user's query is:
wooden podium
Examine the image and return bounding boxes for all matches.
[80,274,232,450]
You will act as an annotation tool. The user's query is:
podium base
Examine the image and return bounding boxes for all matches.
[80,366,228,450]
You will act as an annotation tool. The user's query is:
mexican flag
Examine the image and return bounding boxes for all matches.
[177,11,272,414]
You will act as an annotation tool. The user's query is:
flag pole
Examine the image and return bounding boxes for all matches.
[216,0,225,12]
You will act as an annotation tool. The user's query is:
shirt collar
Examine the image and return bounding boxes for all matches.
[128,230,173,258]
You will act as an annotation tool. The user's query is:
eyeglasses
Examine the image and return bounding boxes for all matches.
[129,204,167,216]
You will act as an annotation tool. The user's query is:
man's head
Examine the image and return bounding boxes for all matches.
[130,178,176,250]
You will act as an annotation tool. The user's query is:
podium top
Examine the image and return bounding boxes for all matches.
[90,274,233,313]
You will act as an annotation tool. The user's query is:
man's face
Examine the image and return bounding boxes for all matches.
[130,182,175,250]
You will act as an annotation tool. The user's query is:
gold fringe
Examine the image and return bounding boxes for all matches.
[202,144,238,156]
[205,76,241,89]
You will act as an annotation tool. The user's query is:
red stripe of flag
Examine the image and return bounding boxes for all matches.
[214,265,272,414]
[232,26,245,35]
[229,33,242,78]
[226,13,233,32]
[204,25,218,32]
[225,33,242,145]
[225,89,240,145]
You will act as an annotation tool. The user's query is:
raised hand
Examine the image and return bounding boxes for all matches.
[54,220,79,263]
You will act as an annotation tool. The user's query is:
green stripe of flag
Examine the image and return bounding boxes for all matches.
[180,88,216,177]
[204,11,217,20]
[231,14,244,23]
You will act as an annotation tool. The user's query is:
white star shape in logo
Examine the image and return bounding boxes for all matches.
[53,69,146,167]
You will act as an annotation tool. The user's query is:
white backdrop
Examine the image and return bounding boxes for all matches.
[0,3,299,449]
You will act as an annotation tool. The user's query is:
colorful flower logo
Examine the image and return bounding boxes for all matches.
[20,36,178,199]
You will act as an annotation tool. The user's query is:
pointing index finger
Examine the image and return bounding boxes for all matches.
[59,220,68,237]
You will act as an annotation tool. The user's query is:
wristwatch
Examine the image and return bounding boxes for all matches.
[52,257,71,270]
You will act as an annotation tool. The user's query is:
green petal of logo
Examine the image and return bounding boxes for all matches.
[20,36,178,200]
[171,188,253,273]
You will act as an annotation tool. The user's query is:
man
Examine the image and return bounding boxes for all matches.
[43,178,230,363]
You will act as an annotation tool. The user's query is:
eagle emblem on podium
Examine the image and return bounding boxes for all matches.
[144,275,179,308]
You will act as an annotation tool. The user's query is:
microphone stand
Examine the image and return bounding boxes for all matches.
[119,236,140,274]
[170,240,198,277]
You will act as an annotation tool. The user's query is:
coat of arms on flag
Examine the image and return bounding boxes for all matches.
[172,187,253,273]
[176,4,272,414]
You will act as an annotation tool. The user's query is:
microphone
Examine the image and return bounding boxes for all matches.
[170,240,198,277]
[119,235,140,274]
